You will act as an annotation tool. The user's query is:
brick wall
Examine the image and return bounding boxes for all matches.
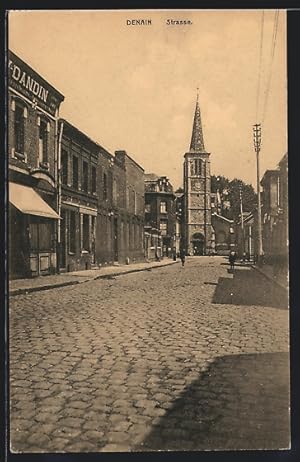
[8,91,57,179]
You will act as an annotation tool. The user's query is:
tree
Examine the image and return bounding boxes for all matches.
[211,175,257,222]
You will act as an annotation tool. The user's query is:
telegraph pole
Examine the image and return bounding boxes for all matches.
[239,184,245,258]
[253,123,263,264]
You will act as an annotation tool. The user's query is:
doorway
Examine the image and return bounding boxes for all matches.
[114,217,118,262]
[191,233,205,256]
[60,209,67,269]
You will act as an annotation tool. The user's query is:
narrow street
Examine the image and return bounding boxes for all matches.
[9,257,289,452]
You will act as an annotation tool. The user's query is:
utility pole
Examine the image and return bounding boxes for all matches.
[253,123,263,264]
[239,184,245,258]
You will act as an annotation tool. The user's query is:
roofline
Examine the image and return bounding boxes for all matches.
[260,169,279,185]
[124,153,145,172]
[60,118,113,159]
[279,152,288,165]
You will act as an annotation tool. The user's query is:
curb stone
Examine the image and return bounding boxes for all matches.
[9,261,179,296]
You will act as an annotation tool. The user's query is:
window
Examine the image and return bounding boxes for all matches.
[160,221,167,236]
[14,105,25,154]
[160,201,167,213]
[39,120,48,164]
[131,189,135,213]
[103,172,107,200]
[113,178,118,204]
[82,214,90,251]
[145,204,151,213]
[69,211,76,253]
[91,166,96,194]
[61,150,68,185]
[91,216,96,242]
[72,156,79,189]
[191,159,202,176]
[134,191,137,214]
[194,159,202,176]
[126,188,130,208]
[82,161,88,192]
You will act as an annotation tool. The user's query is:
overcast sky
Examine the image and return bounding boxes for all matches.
[8,10,287,189]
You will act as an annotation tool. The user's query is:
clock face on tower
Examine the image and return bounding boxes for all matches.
[191,179,201,191]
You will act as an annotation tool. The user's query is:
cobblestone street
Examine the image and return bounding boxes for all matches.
[9,256,290,452]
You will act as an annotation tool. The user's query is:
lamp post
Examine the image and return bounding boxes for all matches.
[253,123,263,265]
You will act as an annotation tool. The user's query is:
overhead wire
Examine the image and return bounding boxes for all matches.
[262,10,280,125]
[256,10,265,123]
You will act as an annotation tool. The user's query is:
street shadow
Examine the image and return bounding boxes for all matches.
[138,352,290,451]
[211,268,288,309]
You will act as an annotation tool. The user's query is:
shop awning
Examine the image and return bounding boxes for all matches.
[9,182,60,219]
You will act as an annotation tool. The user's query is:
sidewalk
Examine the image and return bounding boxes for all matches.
[251,263,288,291]
[9,259,179,296]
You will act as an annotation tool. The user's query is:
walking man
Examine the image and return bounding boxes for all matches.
[229,249,237,271]
[180,248,186,267]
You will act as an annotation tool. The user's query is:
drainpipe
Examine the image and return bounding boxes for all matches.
[54,116,59,274]
[57,120,64,273]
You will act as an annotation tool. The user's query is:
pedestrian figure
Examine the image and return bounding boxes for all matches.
[229,249,237,271]
[173,248,177,261]
[180,248,186,267]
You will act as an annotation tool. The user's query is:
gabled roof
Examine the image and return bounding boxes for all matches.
[60,118,113,159]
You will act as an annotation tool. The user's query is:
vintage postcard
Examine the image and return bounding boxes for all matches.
[7,9,289,453]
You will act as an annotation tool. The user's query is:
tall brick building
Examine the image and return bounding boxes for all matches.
[144,174,176,257]
[112,150,145,264]
[7,51,145,278]
[58,120,99,272]
[57,124,145,270]
[8,51,64,278]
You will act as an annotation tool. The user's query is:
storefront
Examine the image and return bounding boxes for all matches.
[9,182,60,278]
[144,225,162,261]
[8,50,64,279]
[59,203,97,272]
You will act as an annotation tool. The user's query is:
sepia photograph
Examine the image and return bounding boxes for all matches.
[7,9,289,453]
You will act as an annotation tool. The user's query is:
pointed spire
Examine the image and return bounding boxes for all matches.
[189,89,205,152]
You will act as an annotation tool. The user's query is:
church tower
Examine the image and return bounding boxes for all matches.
[183,92,212,255]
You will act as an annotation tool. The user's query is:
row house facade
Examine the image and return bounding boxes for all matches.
[8,51,145,279]
[8,50,64,278]
[211,213,235,255]
[144,174,176,258]
[110,150,145,265]
[58,120,99,272]
[57,124,146,271]
[235,211,257,260]
[235,152,288,268]
[174,191,184,256]
[260,153,288,269]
